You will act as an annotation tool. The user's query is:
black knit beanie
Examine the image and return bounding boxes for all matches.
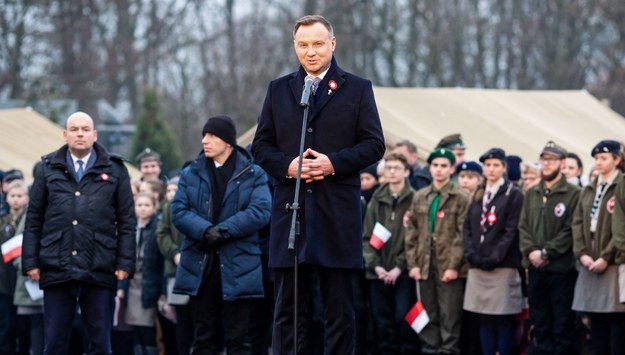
[202,115,237,146]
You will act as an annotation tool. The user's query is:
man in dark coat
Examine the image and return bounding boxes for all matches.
[172,115,271,354]
[22,112,136,354]
[252,14,385,355]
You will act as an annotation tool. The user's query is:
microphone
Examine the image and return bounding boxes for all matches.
[299,75,315,107]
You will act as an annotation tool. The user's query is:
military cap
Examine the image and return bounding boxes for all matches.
[135,148,162,165]
[436,133,465,149]
[479,148,506,163]
[427,147,456,165]
[456,161,483,175]
[540,141,567,159]
[591,140,621,157]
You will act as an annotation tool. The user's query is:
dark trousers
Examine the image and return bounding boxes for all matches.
[43,281,114,355]
[479,314,515,355]
[0,294,16,354]
[369,277,420,355]
[16,313,44,355]
[527,270,577,355]
[249,281,274,355]
[588,312,625,355]
[189,253,253,355]
[273,265,356,355]
[174,304,193,355]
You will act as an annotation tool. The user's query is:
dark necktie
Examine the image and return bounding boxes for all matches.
[76,160,84,181]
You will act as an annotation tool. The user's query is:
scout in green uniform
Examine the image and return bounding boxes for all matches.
[405,147,470,355]
[363,153,419,354]
[572,139,625,355]
[518,140,580,355]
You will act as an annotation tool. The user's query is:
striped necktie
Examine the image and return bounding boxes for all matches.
[590,182,607,218]
[480,191,492,229]
[312,77,322,95]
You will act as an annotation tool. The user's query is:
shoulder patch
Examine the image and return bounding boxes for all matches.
[607,196,616,214]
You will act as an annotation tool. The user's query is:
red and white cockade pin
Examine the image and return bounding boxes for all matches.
[101,173,110,181]
[328,80,338,95]
[436,210,445,218]
[487,206,497,225]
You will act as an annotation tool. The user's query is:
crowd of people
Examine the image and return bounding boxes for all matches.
[1,13,625,355]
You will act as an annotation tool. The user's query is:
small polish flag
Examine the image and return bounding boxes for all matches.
[369,222,392,250]
[1,234,23,263]
[405,300,430,334]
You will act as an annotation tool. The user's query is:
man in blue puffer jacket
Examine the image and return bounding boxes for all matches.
[171,115,271,354]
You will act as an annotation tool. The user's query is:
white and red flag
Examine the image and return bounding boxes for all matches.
[369,222,392,250]
[1,234,22,263]
[405,299,430,334]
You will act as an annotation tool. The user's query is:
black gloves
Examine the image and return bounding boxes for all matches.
[203,226,228,249]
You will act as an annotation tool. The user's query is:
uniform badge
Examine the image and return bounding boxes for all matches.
[101,173,110,181]
[436,210,445,218]
[607,196,616,214]
[403,211,411,228]
[554,202,566,217]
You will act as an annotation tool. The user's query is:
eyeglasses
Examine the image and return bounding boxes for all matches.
[384,165,405,172]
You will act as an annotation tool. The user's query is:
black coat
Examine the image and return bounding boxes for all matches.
[463,180,524,270]
[252,58,385,268]
[22,143,136,289]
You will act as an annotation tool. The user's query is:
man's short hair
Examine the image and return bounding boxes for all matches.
[293,15,334,38]
[394,140,418,154]
[384,152,410,170]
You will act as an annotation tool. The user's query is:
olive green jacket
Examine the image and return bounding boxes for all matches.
[611,174,625,264]
[519,175,580,271]
[156,202,185,277]
[363,181,415,280]
[405,182,470,280]
[572,171,624,264]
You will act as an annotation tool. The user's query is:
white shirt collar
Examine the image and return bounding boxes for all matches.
[485,177,505,195]
[306,65,331,81]
[598,169,618,186]
[71,152,91,171]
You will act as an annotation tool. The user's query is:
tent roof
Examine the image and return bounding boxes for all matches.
[0,108,140,183]
[238,88,625,171]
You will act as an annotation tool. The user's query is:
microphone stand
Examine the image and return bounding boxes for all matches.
[285,92,312,355]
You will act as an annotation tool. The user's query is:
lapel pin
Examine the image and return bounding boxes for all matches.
[328,80,338,95]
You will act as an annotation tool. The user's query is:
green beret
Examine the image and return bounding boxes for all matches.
[427,147,456,166]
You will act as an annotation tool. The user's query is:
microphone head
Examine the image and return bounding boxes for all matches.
[304,75,314,84]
